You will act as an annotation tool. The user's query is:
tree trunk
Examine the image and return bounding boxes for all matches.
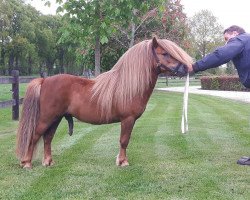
[0,47,5,74]
[0,47,5,65]
[8,50,14,75]
[27,56,32,75]
[15,54,19,70]
[46,60,54,76]
[129,22,136,48]
[58,48,65,73]
[95,35,101,76]
[129,9,137,48]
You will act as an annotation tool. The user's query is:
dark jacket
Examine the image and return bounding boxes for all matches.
[193,33,250,88]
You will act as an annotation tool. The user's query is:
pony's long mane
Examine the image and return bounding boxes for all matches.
[156,39,193,66]
[92,38,193,119]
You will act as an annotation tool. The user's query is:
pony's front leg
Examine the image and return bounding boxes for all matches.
[116,116,135,167]
[42,118,62,167]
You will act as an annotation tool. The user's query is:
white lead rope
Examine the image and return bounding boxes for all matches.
[181,73,189,134]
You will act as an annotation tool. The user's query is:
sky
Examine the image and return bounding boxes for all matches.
[181,0,250,32]
[25,0,59,15]
[27,0,250,32]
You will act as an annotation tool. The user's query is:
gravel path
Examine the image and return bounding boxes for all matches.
[157,86,250,103]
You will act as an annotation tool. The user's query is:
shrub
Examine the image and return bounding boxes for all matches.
[200,76,248,91]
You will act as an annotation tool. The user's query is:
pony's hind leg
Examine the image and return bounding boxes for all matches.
[65,114,74,136]
[42,118,62,167]
[116,116,135,167]
[20,121,49,169]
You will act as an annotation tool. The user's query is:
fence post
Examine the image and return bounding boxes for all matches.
[12,70,19,120]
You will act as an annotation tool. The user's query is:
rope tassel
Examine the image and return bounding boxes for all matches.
[181,73,189,134]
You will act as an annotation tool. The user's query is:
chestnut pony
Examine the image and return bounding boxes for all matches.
[16,37,193,168]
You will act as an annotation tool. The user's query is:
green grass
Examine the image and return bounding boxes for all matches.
[0,89,250,199]
[0,83,27,101]
[156,77,200,88]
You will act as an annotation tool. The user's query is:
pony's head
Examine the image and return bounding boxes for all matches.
[152,37,193,77]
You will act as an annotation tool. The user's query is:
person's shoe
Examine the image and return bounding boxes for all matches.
[237,156,250,166]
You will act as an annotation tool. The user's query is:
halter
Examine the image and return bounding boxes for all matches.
[152,46,185,76]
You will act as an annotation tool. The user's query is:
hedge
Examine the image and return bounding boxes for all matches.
[200,76,249,91]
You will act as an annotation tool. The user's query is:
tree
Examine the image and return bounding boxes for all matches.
[188,10,224,74]
[0,0,13,74]
[0,0,64,75]
[35,15,62,75]
[39,0,190,74]
[189,10,224,58]
[0,0,190,76]
[96,0,188,50]
[106,0,190,68]
[56,0,165,75]
[160,0,189,45]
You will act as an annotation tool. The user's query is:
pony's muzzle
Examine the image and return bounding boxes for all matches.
[174,64,188,77]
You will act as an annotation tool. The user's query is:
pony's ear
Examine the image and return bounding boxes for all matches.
[152,37,158,48]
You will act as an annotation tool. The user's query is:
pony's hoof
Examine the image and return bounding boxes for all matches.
[116,155,129,167]
[42,159,54,167]
[120,160,129,167]
[20,162,32,169]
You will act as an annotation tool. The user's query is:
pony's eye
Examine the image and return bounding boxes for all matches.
[162,53,169,56]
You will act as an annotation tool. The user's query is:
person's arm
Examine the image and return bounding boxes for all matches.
[193,37,244,72]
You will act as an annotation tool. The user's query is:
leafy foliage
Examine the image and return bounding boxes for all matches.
[200,76,247,91]
[0,0,191,75]
[188,9,225,75]
[56,0,190,74]
[188,10,224,57]
[0,0,65,75]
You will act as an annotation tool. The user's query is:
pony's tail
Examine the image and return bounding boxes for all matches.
[16,78,43,160]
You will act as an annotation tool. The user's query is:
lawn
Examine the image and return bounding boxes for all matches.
[0,83,27,101]
[156,77,200,88]
[0,84,249,199]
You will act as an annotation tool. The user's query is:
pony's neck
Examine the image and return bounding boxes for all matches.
[143,70,159,99]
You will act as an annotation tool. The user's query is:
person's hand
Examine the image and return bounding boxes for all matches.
[186,63,194,73]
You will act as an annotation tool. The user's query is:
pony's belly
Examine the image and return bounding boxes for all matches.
[74,113,120,125]
[68,103,120,125]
